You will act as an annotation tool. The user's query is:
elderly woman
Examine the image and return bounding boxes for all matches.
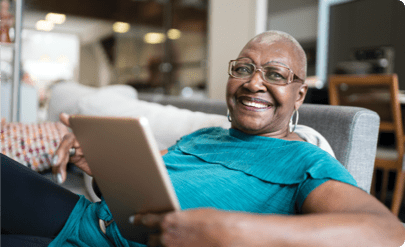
[2,31,405,246]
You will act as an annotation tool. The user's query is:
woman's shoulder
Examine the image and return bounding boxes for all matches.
[294,125,335,157]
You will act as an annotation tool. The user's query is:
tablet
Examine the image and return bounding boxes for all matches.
[69,115,180,244]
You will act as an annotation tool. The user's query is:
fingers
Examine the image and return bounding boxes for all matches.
[55,121,70,136]
[129,213,165,229]
[148,234,165,247]
[129,214,167,247]
[53,112,72,184]
[53,112,92,182]
[74,156,92,176]
[52,133,76,184]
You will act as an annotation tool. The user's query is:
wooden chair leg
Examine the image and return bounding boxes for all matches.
[391,170,405,216]
[380,169,390,203]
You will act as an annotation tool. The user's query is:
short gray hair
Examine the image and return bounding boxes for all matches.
[248,30,307,79]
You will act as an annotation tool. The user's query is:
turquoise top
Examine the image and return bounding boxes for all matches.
[50,127,357,247]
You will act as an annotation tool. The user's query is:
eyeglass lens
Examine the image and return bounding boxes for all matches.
[230,61,292,84]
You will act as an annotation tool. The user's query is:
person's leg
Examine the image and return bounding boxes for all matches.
[1,154,80,238]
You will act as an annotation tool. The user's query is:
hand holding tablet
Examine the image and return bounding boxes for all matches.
[69,115,180,244]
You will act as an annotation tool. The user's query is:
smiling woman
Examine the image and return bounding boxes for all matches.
[2,30,405,247]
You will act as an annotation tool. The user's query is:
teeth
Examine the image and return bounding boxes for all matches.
[241,100,269,108]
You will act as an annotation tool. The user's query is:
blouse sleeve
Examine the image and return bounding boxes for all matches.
[296,177,329,212]
[295,170,358,213]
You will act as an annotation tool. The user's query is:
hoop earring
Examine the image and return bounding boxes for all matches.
[289,109,299,133]
[227,109,232,122]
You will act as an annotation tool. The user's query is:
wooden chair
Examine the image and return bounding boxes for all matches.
[329,74,405,216]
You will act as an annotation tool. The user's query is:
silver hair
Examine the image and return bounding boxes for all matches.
[248,30,307,80]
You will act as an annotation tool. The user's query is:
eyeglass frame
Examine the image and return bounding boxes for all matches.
[228,59,304,85]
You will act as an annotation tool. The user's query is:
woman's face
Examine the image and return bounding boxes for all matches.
[226,40,307,138]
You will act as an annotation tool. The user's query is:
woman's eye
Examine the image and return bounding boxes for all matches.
[265,71,285,81]
[234,65,252,75]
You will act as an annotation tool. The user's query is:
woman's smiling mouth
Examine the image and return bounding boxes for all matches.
[237,96,273,110]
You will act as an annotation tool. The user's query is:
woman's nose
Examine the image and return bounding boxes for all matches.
[243,70,267,92]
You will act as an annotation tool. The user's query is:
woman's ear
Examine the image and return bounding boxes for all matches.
[294,83,308,110]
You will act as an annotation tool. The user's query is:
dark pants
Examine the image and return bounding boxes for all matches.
[1,154,80,246]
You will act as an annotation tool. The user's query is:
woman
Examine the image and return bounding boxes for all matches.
[2,31,405,246]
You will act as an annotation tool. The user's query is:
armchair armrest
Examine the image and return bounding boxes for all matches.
[299,104,380,193]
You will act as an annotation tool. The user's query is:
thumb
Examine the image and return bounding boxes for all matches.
[59,112,71,127]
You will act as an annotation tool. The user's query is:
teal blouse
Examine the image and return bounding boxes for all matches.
[50,127,357,247]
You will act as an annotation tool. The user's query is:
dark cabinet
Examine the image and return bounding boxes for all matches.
[327,0,405,89]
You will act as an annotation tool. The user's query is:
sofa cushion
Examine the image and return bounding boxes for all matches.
[47,82,137,122]
[77,90,231,150]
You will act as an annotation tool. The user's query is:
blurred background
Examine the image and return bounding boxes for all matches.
[1,0,404,122]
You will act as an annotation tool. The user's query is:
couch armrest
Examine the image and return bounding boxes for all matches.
[299,104,380,193]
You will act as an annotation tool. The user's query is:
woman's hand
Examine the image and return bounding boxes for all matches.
[52,113,92,184]
[130,208,236,247]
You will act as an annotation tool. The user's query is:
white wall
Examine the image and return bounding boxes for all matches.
[79,43,99,87]
[267,5,318,43]
[207,0,267,100]
[78,41,113,87]
[22,30,80,84]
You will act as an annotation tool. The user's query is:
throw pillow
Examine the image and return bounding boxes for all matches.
[1,121,63,172]
[47,81,138,122]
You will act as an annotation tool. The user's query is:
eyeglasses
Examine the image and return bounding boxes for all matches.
[228,59,303,85]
